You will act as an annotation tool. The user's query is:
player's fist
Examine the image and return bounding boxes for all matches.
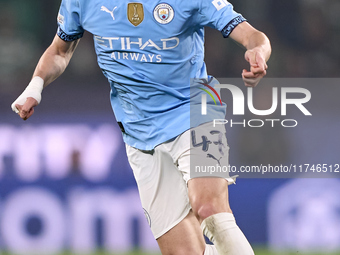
[11,76,44,120]
[14,97,38,121]
[242,49,268,87]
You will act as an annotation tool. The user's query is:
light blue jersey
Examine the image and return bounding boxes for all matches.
[57,0,246,150]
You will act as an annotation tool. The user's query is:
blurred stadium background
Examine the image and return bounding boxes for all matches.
[1,0,340,254]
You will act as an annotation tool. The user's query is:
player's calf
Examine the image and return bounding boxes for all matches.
[201,213,254,255]
[204,244,218,255]
[188,178,254,255]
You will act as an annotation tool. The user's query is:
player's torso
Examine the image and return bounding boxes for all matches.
[79,0,202,71]
[60,0,233,150]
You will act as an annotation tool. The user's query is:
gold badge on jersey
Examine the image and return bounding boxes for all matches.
[127,3,144,26]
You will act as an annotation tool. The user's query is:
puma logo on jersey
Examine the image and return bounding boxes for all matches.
[101,6,117,21]
[207,153,223,166]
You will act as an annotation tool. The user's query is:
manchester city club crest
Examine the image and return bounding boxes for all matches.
[153,3,174,24]
[159,8,169,20]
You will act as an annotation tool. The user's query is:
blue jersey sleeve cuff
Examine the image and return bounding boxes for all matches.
[221,15,247,38]
[57,26,84,42]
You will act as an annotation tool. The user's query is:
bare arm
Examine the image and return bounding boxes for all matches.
[13,35,79,120]
[34,35,79,87]
[229,22,272,87]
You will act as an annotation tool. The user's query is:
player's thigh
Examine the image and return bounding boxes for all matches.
[176,122,236,185]
[175,122,235,220]
[125,144,191,239]
[157,210,206,255]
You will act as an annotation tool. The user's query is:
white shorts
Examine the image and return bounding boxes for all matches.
[125,122,237,239]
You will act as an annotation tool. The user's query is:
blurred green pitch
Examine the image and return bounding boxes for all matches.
[2,248,340,255]
[83,249,340,255]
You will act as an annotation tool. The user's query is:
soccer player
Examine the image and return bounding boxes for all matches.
[12,0,271,254]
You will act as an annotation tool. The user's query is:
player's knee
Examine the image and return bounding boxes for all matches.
[192,200,232,221]
[196,203,221,221]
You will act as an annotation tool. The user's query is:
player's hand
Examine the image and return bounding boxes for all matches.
[11,76,44,120]
[242,49,268,87]
[14,97,38,121]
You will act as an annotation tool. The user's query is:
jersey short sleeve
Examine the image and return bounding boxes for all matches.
[57,0,84,42]
[197,0,246,38]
